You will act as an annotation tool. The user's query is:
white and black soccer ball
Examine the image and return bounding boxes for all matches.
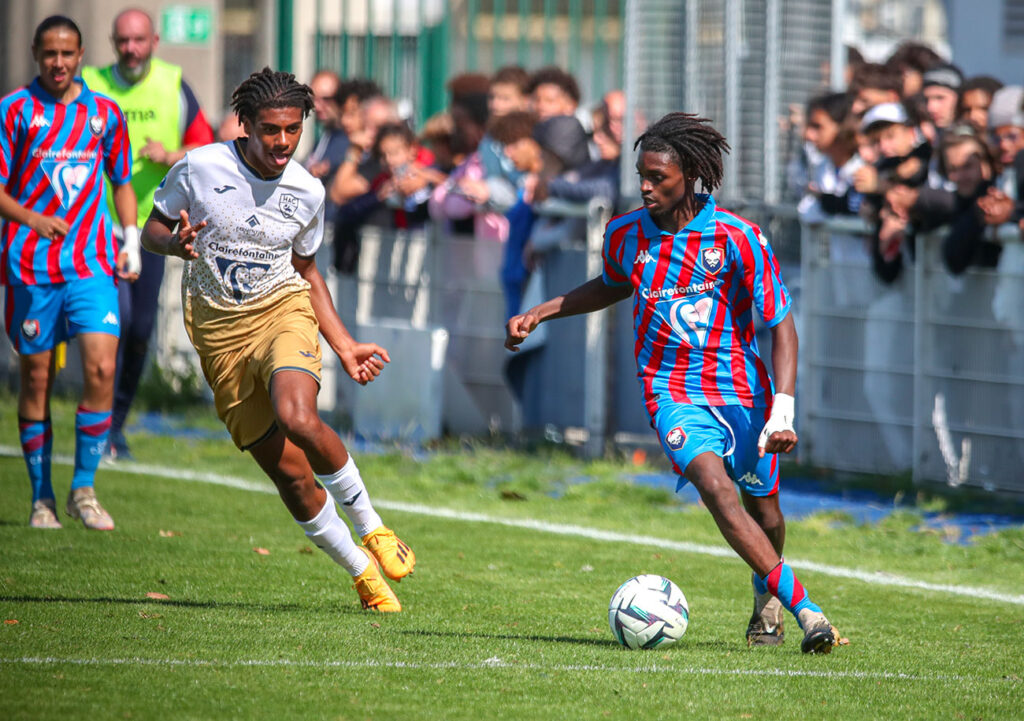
[608,574,689,650]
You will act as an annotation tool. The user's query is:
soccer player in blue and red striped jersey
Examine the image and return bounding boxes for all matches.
[0,16,138,530]
[505,113,845,654]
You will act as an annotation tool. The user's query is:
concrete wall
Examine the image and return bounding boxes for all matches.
[1,0,223,124]
[945,0,1024,80]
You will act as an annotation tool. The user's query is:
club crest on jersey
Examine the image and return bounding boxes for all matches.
[214,256,271,303]
[88,115,105,137]
[701,246,724,274]
[43,160,91,209]
[21,319,40,340]
[665,426,686,450]
[279,193,299,219]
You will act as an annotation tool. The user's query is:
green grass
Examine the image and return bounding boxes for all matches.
[1,398,1022,720]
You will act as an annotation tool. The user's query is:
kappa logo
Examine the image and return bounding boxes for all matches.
[738,471,763,487]
[29,114,50,129]
[757,231,768,249]
[665,426,686,451]
[700,246,724,274]
[634,249,655,265]
[21,319,40,340]
[279,193,298,218]
[102,311,118,326]
[88,115,105,137]
[214,185,236,194]
[298,350,316,358]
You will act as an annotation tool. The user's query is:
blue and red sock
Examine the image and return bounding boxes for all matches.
[19,417,53,502]
[72,406,111,490]
[761,561,822,626]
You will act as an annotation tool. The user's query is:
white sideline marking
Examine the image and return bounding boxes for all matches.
[2,445,1023,607]
[0,656,972,683]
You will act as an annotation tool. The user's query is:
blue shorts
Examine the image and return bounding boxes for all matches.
[653,403,780,497]
[4,275,120,354]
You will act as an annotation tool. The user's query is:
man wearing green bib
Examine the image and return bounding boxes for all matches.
[83,8,214,460]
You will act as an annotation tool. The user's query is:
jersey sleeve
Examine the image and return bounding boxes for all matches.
[731,223,791,327]
[293,194,325,258]
[601,218,631,287]
[179,79,215,146]
[102,101,133,186]
[152,156,192,221]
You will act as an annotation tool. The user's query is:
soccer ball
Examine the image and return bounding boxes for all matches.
[608,574,689,650]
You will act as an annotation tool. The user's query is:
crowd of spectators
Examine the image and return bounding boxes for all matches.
[297,65,623,321]
[791,41,1024,281]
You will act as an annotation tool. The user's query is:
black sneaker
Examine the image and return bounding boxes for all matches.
[797,609,840,654]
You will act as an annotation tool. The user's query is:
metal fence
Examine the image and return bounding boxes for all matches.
[800,218,1024,494]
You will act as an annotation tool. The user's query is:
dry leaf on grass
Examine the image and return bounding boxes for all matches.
[253,547,270,556]
[4,619,18,625]
[145,592,170,600]
[158,529,181,537]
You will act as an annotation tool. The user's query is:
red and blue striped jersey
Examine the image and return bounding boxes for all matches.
[0,77,132,285]
[602,195,791,417]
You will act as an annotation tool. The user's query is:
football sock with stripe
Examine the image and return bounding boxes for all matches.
[761,560,822,627]
[316,456,383,538]
[19,417,53,503]
[295,496,369,576]
[72,406,111,490]
[750,570,774,615]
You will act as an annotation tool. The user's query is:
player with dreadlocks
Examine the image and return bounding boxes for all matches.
[142,68,415,612]
[505,112,845,653]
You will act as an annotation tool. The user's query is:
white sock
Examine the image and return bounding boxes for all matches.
[295,496,368,577]
[316,456,383,538]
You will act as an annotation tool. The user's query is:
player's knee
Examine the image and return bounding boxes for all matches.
[21,361,51,397]
[276,404,322,444]
[84,356,116,388]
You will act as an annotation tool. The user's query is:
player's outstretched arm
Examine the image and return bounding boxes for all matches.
[141,209,204,260]
[292,253,390,385]
[505,275,631,352]
[758,313,798,457]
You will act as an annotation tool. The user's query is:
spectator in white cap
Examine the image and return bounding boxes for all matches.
[988,85,1024,168]
[922,63,963,132]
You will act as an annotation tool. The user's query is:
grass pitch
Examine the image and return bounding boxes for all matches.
[1,400,1022,720]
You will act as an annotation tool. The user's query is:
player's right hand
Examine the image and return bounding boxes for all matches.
[175,209,205,260]
[30,213,69,240]
[504,312,539,352]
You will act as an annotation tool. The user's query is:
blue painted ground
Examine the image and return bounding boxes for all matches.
[631,472,1024,544]
[129,413,1023,545]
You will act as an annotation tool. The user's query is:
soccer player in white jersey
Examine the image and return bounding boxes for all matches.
[141,68,414,612]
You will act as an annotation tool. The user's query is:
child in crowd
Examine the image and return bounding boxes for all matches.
[372,122,441,229]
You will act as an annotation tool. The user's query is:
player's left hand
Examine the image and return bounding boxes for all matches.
[758,393,798,457]
[340,342,390,385]
[116,249,140,282]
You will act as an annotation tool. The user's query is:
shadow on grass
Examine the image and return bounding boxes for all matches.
[0,594,315,613]
[401,628,735,652]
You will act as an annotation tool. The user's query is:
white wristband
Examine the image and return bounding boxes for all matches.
[122,225,142,274]
[758,393,795,451]
[770,392,794,422]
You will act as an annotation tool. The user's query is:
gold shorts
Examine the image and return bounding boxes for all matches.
[199,293,323,450]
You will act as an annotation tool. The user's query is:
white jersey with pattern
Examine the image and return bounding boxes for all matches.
[153,140,325,313]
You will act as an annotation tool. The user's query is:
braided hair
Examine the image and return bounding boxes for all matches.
[634,112,730,191]
[231,67,314,124]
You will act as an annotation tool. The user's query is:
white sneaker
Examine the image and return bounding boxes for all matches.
[66,488,115,531]
[30,499,62,529]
